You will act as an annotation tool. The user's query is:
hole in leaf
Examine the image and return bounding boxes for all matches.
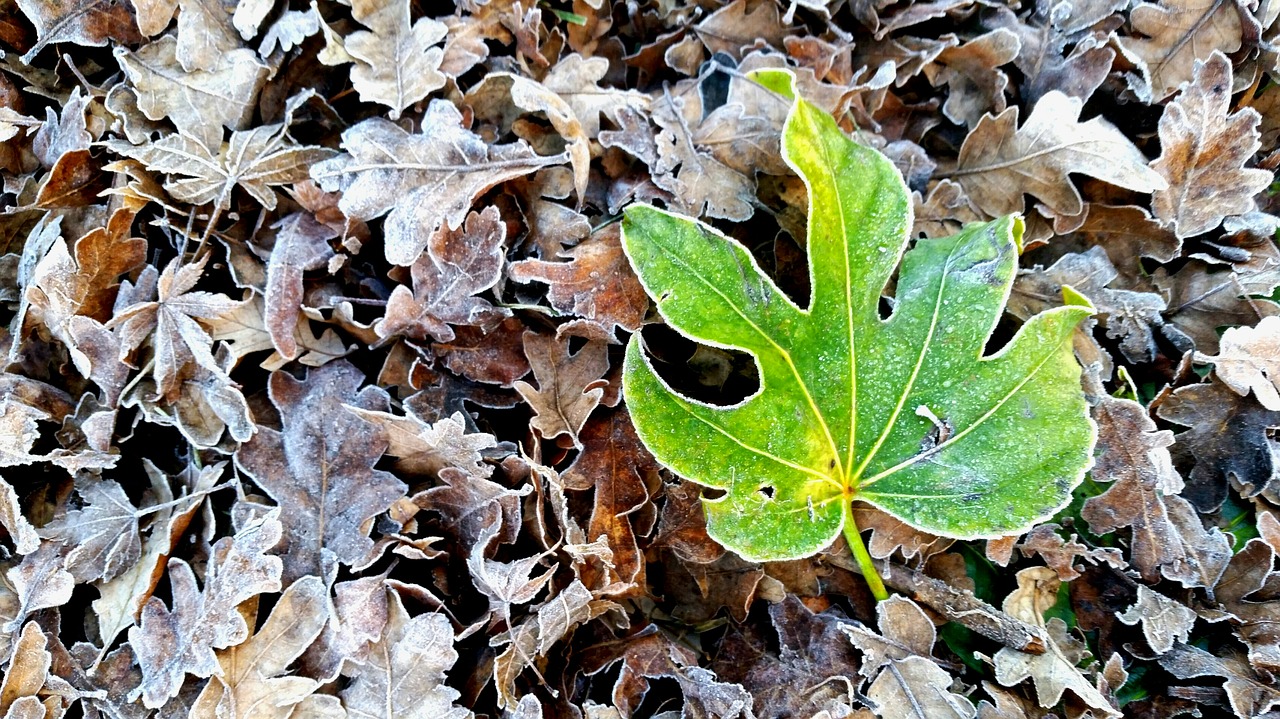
[641,324,759,406]
[757,485,775,500]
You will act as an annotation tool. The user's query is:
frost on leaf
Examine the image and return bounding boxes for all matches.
[622,73,1097,561]
[310,101,565,266]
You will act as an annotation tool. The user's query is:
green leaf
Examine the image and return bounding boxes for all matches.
[621,71,1097,562]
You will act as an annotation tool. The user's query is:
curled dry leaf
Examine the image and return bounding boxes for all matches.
[264,212,338,361]
[1195,315,1280,411]
[993,567,1121,718]
[234,361,407,584]
[1150,52,1274,239]
[843,595,977,719]
[311,101,566,266]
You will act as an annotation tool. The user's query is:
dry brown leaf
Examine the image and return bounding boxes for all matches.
[952,90,1166,218]
[190,575,330,719]
[1151,52,1275,239]
[350,405,498,479]
[114,37,268,150]
[107,254,242,403]
[1017,524,1125,582]
[435,316,533,387]
[1116,0,1250,102]
[508,223,649,334]
[468,518,556,618]
[1212,538,1280,671]
[339,588,469,719]
[340,0,448,119]
[1158,642,1280,718]
[206,293,352,372]
[1116,584,1196,654]
[263,212,338,361]
[514,331,608,447]
[16,0,142,64]
[851,504,952,561]
[301,574,388,683]
[0,474,39,555]
[38,478,140,583]
[1081,387,1233,587]
[0,622,51,716]
[927,28,1020,128]
[234,361,406,583]
[562,409,658,592]
[376,206,509,344]
[992,568,1120,718]
[1158,379,1280,508]
[1195,315,1280,410]
[174,0,241,72]
[1153,259,1280,354]
[129,510,283,708]
[311,101,564,266]
[693,0,788,58]
[650,93,757,221]
[986,5,1115,106]
[843,595,976,719]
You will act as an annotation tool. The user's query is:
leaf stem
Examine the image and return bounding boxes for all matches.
[843,502,888,601]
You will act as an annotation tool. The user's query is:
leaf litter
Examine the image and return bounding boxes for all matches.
[0,0,1278,716]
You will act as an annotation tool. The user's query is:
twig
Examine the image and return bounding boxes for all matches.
[829,550,1048,654]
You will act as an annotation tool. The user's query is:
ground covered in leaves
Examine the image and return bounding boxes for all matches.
[1,0,1280,716]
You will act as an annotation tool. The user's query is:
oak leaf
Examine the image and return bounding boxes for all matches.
[206,293,352,372]
[339,588,469,719]
[16,0,142,63]
[508,223,649,334]
[190,575,330,719]
[1116,0,1250,101]
[953,91,1166,218]
[1150,52,1275,239]
[514,331,609,447]
[843,595,976,719]
[129,510,284,708]
[1116,584,1196,654]
[311,101,565,266]
[1195,315,1280,411]
[1158,643,1280,717]
[340,0,448,119]
[348,405,499,479]
[234,361,407,583]
[375,206,509,344]
[992,567,1120,717]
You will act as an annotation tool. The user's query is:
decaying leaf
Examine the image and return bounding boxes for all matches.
[1195,315,1280,411]
[338,0,448,119]
[1150,52,1273,239]
[1116,585,1196,654]
[514,331,609,447]
[953,91,1166,218]
[1116,0,1249,102]
[235,361,406,583]
[311,101,565,266]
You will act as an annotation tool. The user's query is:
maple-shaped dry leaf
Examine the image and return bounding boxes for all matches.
[843,595,977,719]
[468,518,556,620]
[312,102,563,267]
[508,223,649,334]
[107,123,334,212]
[16,0,142,64]
[129,510,284,708]
[338,0,447,119]
[1195,315,1280,410]
[206,293,352,372]
[514,331,608,447]
[234,361,406,584]
[1116,0,1249,102]
[107,254,241,402]
[1116,585,1196,654]
[562,409,659,592]
[38,478,139,583]
[340,588,469,719]
[376,206,509,344]
[952,91,1166,218]
[1158,643,1280,718]
[1151,52,1274,239]
[993,568,1120,717]
[348,404,498,479]
[115,37,268,150]
[190,575,330,719]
